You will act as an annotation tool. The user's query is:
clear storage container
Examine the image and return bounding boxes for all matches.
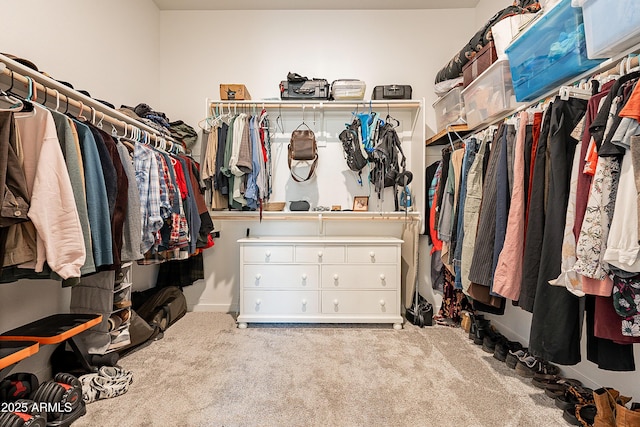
[505,0,604,102]
[576,0,640,59]
[433,87,466,132]
[461,60,523,129]
[331,80,366,100]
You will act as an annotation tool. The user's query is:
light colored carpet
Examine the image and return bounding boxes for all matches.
[74,313,567,427]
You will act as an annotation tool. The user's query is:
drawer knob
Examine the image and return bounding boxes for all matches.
[333,274,339,280]
[256,299,262,305]
[302,299,307,305]
[302,273,308,280]
[317,251,323,258]
[379,274,386,281]
[379,300,386,307]
[333,299,339,306]
[255,273,262,280]
[265,250,271,258]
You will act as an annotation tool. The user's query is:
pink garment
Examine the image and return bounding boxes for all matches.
[493,112,527,300]
[581,274,614,297]
[15,105,85,279]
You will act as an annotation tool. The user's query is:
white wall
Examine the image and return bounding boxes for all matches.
[0,0,161,374]
[157,9,477,153]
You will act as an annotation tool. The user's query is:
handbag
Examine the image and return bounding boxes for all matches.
[288,123,318,182]
[405,291,433,327]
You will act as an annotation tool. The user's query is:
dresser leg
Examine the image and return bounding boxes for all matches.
[393,322,403,330]
[237,322,248,329]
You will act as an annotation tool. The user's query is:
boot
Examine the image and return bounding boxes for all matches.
[473,319,490,346]
[616,402,640,427]
[593,388,629,427]
[468,314,483,340]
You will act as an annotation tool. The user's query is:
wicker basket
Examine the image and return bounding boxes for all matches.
[264,202,285,211]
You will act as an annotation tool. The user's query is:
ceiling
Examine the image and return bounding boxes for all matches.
[152,0,480,10]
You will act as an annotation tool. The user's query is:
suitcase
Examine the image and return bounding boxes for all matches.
[280,79,330,100]
[372,85,412,100]
[331,79,366,100]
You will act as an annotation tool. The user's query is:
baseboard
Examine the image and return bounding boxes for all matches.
[188,303,238,313]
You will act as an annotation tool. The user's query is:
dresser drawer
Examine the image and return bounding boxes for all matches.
[321,265,396,289]
[321,290,398,315]
[243,264,318,288]
[296,246,345,263]
[243,290,319,315]
[346,246,398,264]
[243,245,293,263]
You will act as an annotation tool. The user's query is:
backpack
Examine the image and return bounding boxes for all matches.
[134,286,188,332]
[339,118,368,176]
[370,122,406,194]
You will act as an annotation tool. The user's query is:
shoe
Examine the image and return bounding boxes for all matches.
[79,366,133,404]
[493,338,523,362]
[593,387,632,427]
[468,314,483,340]
[481,326,503,354]
[473,319,491,346]
[515,355,559,379]
[555,385,594,411]
[563,403,597,426]
[541,378,583,399]
[505,348,528,369]
[615,401,640,427]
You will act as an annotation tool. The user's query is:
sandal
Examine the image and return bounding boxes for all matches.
[543,378,583,399]
[555,385,594,411]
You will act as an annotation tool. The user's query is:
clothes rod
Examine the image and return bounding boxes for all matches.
[210,100,422,109]
[210,212,421,221]
[0,54,181,151]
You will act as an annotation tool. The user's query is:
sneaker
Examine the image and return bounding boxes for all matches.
[493,337,523,362]
[516,355,559,378]
[481,327,503,354]
[79,366,133,404]
[505,348,528,369]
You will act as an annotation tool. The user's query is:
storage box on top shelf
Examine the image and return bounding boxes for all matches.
[505,0,604,102]
[331,80,366,100]
[461,59,523,129]
[220,84,251,100]
[433,87,466,132]
[462,41,498,87]
[575,0,640,59]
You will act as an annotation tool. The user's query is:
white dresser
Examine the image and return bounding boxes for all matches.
[236,236,404,329]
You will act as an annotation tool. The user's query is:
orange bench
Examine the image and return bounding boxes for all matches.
[0,314,102,373]
[0,341,39,372]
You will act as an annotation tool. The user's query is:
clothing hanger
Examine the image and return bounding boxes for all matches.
[0,70,23,111]
[97,111,105,129]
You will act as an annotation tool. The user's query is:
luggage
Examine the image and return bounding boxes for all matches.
[372,85,412,100]
[331,79,366,100]
[280,79,330,100]
[134,286,187,332]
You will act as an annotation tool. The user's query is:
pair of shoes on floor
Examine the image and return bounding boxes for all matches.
[515,354,559,378]
[493,336,523,363]
[79,366,133,404]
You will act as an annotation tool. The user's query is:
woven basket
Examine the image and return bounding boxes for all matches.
[264,202,285,211]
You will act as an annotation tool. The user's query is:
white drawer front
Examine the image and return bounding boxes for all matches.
[347,246,398,264]
[243,245,293,263]
[244,290,319,314]
[321,290,398,315]
[296,246,345,263]
[321,265,397,289]
[243,264,319,288]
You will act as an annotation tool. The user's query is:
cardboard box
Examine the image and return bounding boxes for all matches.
[462,41,498,88]
[220,84,251,100]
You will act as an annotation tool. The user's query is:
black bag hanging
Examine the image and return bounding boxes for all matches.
[339,118,368,184]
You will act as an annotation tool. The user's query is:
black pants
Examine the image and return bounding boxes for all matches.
[528,97,587,365]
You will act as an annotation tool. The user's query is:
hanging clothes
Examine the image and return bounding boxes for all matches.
[529,96,587,366]
[13,104,85,278]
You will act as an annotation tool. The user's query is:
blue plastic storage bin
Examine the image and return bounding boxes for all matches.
[505,0,604,102]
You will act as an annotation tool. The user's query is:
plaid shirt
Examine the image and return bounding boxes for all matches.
[134,143,163,254]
